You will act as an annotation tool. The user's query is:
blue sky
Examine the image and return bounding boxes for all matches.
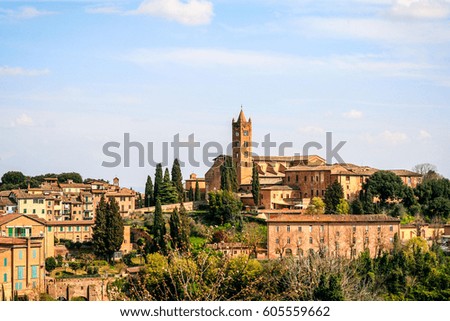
[0,0,449,191]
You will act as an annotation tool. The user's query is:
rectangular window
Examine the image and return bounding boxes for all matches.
[309,225,312,232]
[377,226,381,233]
[320,237,324,244]
[3,273,7,282]
[17,266,24,280]
[76,226,80,232]
[352,226,356,233]
[243,130,248,136]
[8,227,13,237]
[3,258,7,266]
[389,225,393,232]
[48,226,52,232]
[23,209,27,214]
[276,226,279,232]
[33,209,36,214]
[287,225,290,232]
[42,209,45,214]
[32,249,37,259]
[84,226,89,232]
[18,251,23,260]
[287,237,291,244]
[320,225,324,232]
[275,238,279,244]
[31,265,38,279]
[68,226,72,232]
[298,226,302,232]
[15,282,22,291]
[60,227,64,232]
[309,237,313,244]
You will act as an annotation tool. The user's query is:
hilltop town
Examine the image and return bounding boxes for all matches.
[0,110,449,301]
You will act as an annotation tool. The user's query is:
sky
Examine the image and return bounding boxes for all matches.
[0,0,449,191]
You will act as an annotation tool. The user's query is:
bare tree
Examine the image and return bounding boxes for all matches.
[412,163,437,176]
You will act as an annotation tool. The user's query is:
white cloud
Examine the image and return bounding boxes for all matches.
[419,129,432,139]
[360,130,409,145]
[343,109,363,119]
[132,0,213,25]
[299,126,325,134]
[0,6,56,19]
[13,114,34,127]
[389,0,450,19]
[86,6,122,14]
[124,48,432,78]
[380,130,408,144]
[295,17,450,45]
[0,66,49,77]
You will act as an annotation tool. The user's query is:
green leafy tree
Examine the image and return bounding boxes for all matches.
[105,198,124,260]
[144,175,154,207]
[336,198,350,214]
[188,187,194,201]
[171,158,184,202]
[159,180,179,205]
[414,178,450,220]
[207,190,242,225]
[57,172,83,183]
[163,168,170,183]
[350,199,364,214]
[313,274,344,301]
[154,164,163,201]
[45,257,57,272]
[152,199,167,255]
[136,193,143,209]
[306,197,325,214]
[169,207,181,250]
[92,196,108,259]
[220,157,238,192]
[1,171,26,185]
[178,204,190,253]
[251,162,260,207]
[363,171,404,207]
[324,181,344,214]
[194,180,201,201]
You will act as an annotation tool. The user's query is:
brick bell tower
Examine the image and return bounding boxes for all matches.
[232,107,253,187]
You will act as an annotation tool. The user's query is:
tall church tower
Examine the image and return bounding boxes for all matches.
[232,108,253,187]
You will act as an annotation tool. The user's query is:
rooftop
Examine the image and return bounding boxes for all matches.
[267,214,400,223]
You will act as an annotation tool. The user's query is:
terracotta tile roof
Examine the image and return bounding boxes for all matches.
[0,213,47,226]
[0,191,12,197]
[388,169,422,177]
[261,185,294,191]
[267,214,400,223]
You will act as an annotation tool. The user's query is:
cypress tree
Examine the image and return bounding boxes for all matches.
[159,169,178,205]
[324,181,344,214]
[152,198,167,254]
[105,198,124,261]
[221,157,238,192]
[154,164,163,200]
[92,196,108,259]
[169,207,181,251]
[179,203,190,253]
[188,187,194,201]
[251,162,260,206]
[171,158,184,202]
[163,168,170,183]
[144,175,154,207]
[194,180,201,201]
